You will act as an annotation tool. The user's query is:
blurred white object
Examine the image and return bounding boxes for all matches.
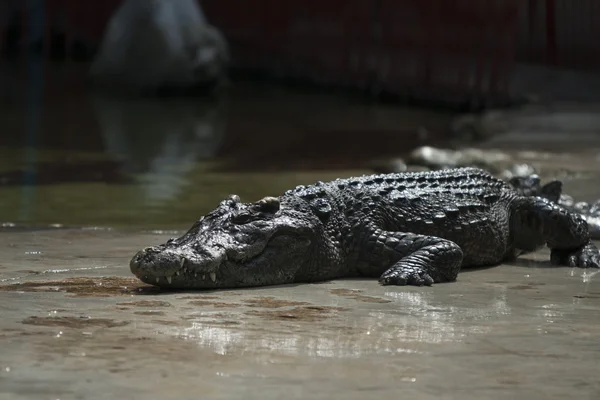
[91,93,226,205]
[90,0,229,93]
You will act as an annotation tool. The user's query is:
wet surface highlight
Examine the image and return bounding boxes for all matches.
[1,227,599,399]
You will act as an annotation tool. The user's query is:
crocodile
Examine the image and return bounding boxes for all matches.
[130,167,600,289]
[508,174,600,239]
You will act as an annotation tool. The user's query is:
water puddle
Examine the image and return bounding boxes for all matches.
[244,306,349,322]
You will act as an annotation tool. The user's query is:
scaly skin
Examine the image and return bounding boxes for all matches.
[508,174,600,239]
[130,167,600,289]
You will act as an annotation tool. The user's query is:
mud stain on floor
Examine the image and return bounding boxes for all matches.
[177,295,221,300]
[573,292,600,299]
[188,319,241,326]
[186,300,241,308]
[133,311,167,316]
[116,300,172,308]
[0,277,160,297]
[21,316,130,328]
[329,288,363,296]
[181,312,238,321]
[243,296,311,308]
[180,311,242,325]
[151,319,178,326]
[329,288,392,304]
[245,306,348,322]
[184,296,314,310]
[15,269,39,274]
[508,283,546,291]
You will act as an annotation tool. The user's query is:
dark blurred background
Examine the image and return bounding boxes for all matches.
[1,0,599,229]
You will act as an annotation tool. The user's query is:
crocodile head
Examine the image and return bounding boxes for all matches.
[130,194,322,289]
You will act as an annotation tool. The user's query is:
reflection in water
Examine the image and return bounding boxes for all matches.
[538,304,564,320]
[0,160,131,186]
[20,53,45,221]
[581,269,599,283]
[170,290,512,358]
[91,93,226,205]
[0,60,458,228]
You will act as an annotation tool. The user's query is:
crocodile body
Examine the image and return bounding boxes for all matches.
[130,167,600,289]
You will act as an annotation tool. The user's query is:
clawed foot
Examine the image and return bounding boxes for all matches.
[379,266,435,286]
[551,242,600,268]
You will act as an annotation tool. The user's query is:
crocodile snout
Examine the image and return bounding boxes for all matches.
[130,245,225,288]
[130,246,187,285]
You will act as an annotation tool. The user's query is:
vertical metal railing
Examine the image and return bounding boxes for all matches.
[517,0,600,70]
[1,0,122,60]
[3,0,528,105]
[545,0,557,66]
[19,0,46,219]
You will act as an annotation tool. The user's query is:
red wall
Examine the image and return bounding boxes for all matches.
[516,0,600,71]
[201,0,520,103]
[10,0,599,103]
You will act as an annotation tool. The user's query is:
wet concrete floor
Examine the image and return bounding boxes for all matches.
[2,159,600,399]
[2,62,600,399]
[1,227,600,400]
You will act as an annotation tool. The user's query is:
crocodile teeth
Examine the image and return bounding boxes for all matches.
[183,268,188,274]
[180,257,186,267]
[156,277,160,283]
[210,272,216,283]
[175,271,179,276]
[194,273,197,278]
[167,276,172,284]
[202,274,205,280]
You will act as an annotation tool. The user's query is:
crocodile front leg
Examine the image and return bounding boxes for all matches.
[356,229,464,286]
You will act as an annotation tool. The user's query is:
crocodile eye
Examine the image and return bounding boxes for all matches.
[256,196,280,213]
[231,213,253,225]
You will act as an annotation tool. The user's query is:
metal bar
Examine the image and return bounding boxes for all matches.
[545,0,557,65]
